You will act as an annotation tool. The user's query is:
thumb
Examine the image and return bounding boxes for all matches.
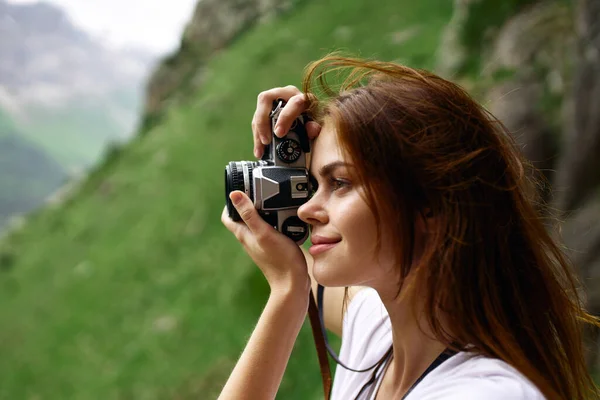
[229,191,265,236]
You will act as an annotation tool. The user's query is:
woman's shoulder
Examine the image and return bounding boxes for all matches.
[409,351,546,399]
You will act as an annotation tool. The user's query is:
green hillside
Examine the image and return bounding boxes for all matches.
[0,1,453,399]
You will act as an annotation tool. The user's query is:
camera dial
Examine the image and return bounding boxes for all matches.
[276,139,302,163]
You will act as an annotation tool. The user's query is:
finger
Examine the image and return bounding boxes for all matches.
[229,190,268,238]
[253,86,302,147]
[221,205,249,239]
[251,118,261,158]
[306,121,322,139]
[273,93,308,138]
[251,112,264,159]
[221,206,232,228]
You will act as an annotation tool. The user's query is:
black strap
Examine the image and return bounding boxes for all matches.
[354,348,394,399]
[400,348,457,399]
[307,290,333,399]
[317,284,387,373]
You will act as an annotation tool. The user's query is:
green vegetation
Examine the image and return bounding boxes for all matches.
[0,1,452,399]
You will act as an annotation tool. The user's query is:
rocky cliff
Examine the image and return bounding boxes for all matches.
[142,0,300,129]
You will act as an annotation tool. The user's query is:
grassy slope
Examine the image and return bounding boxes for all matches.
[0,1,452,399]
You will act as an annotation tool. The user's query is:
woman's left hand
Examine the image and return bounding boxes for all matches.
[221,191,311,297]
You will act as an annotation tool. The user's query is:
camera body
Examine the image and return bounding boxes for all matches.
[225,99,311,244]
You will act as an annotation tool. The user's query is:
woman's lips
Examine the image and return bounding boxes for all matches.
[309,242,340,256]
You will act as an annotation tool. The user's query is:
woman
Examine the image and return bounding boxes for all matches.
[220,55,600,399]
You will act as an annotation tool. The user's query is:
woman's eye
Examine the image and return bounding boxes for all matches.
[331,178,349,191]
[307,176,349,198]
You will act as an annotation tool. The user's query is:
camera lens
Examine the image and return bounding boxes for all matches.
[225,161,255,221]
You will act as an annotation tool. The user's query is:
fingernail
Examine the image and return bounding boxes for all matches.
[230,192,242,205]
[261,136,270,145]
[274,126,283,137]
[254,148,259,158]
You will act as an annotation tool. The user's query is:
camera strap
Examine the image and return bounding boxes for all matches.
[307,289,332,400]
[308,284,387,400]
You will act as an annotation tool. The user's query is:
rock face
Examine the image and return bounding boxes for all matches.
[556,0,600,369]
[553,0,600,214]
[483,1,572,196]
[142,0,297,128]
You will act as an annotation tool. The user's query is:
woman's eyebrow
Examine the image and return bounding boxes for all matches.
[310,161,353,178]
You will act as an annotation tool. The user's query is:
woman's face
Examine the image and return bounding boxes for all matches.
[297,123,399,289]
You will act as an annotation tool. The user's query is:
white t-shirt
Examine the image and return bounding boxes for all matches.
[329,288,546,400]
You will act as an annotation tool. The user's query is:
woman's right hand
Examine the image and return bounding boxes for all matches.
[248,85,355,338]
[251,85,322,158]
[221,86,322,295]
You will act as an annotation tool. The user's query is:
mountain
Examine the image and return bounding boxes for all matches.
[0,0,156,172]
[0,107,66,229]
[0,0,157,229]
[0,96,65,233]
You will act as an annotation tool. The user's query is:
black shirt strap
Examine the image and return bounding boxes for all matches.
[400,349,458,399]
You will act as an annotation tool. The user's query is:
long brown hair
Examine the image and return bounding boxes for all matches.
[301,54,600,400]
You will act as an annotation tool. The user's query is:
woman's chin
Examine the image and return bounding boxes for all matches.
[313,262,353,288]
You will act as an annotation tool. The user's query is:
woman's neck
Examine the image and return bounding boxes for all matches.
[374,283,448,399]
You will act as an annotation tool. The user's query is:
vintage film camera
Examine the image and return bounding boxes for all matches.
[224,99,312,244]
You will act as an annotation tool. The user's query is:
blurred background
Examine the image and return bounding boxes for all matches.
[0,0,598,398]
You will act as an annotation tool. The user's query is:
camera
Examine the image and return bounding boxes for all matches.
[224,99,312,244]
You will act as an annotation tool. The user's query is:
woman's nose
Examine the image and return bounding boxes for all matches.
[298,197,328,225]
